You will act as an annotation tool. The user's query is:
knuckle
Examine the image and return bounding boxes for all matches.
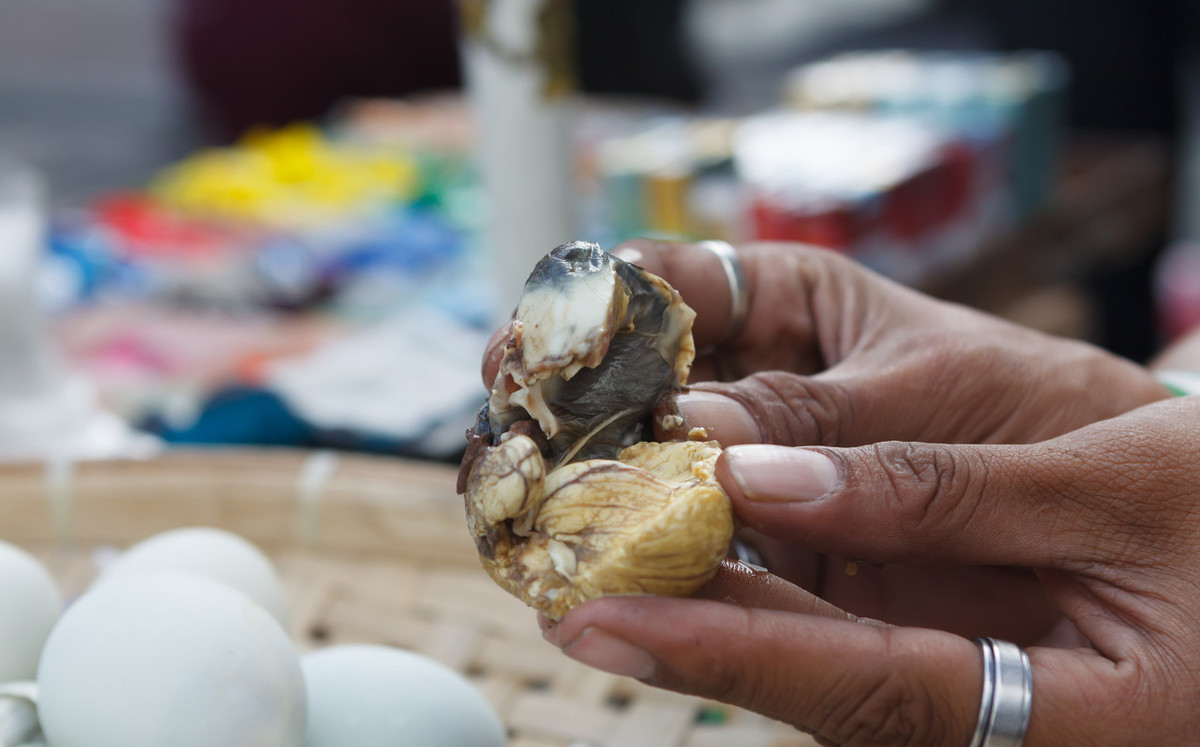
[815,668,951,747]
[736,372,853,446]
[870,442,982,537]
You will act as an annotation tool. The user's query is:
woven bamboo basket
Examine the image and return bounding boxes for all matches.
[0,449,813,747]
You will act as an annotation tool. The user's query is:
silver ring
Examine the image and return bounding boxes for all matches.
[695,240,748,344]
[729,536,767,572]
[968,637,1033,747]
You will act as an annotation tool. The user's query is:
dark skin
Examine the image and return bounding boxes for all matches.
[482,240,1200,744]
[483,240,1170,644]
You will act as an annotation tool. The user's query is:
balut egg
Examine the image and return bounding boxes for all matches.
[459,242,733,619]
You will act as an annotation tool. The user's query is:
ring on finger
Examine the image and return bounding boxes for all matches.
[728,537,768,572]
[969,637,1033,747]
[695,240,748,344]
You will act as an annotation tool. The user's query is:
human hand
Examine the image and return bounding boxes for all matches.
[481,240,1169,641]
[604,239,1168,641]
[597,240,1168,447]
[481,240,1167,446]
[545,398,1200,745]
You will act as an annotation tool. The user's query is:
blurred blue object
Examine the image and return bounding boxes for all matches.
[254,237,321,307]
[145,384,472,459]
[43,214,123,310]
[145,387,314,447]
[329,206,463,280]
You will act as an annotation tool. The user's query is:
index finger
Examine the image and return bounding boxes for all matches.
[480,238,748,386]
[610,238,752,351]
[481,322,511,388]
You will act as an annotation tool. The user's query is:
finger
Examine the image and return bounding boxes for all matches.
[611,239,744,350]
[686,351,721,384]
[715,434,1115,570]
[555,596,983,746]
[614,240,834,373]
[545,558,850,647]
[559,596,1136,747]
[655,371,863,447]
[657,358,1015,447]
[539,612,560,644]
[694,559,871,623]
[482,235,766,388]
[481,322,513,388]
[488,240,839,392]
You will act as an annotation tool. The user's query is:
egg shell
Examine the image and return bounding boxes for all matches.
[0,541,61,682]
[37,572,306,747]
[96,527,288,625]
[301,645,507,747]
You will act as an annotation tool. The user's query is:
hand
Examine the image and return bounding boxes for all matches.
[602,240,1167,447]
[482,240,1167,445]
[482,240,1169,641]
[546,398,1200,745]
[607,239,1169,641]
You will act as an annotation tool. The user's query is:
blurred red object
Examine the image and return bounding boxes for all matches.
[749,197,855,251]
[1156,242,1200,341]
[93,194,233,258]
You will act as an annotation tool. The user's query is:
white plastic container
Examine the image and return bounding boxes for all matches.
[0,156,157,462]
[461,0,577,320]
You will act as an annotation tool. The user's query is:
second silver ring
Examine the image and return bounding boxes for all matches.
[969,637,1033,747]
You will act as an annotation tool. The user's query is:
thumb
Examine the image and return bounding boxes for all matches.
[714,433,1122,571]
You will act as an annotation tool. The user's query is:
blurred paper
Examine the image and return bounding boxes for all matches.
[266,308,488,457]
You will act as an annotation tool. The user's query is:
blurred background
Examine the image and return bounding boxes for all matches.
[0,0,1197,463]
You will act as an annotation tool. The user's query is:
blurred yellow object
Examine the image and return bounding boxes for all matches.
[644,171,692,237]
[151,124,420,228]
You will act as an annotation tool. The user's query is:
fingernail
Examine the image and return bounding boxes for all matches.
[724,445,840,502]
[561,627,656,680]
[675,391,761,444]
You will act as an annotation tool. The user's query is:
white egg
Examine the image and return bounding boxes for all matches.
[96,527,289,625]
[0,541,61,682]
[301,645,507,747]
[38,572,306,747]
